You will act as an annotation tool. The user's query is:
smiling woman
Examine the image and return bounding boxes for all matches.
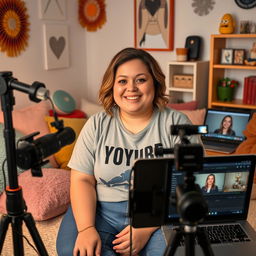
[0,0,30,57]
[56,47,201,256]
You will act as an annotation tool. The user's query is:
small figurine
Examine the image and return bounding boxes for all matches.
[244,42,256,66]
[219,13,235,34]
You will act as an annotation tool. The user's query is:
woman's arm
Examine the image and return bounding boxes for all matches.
[70,169,101,256]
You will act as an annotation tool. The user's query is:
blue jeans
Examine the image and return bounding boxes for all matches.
[56,201,167,256]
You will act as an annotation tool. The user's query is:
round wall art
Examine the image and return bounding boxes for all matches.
[0,0,30,57]
[235,0,256,9]
[192,0,215,16]
[78,0,106,31]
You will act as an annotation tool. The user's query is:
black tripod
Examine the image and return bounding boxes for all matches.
[162,129,214,256]
[0,72,48,255]
[164,223,214,256]
[164,156,214,256]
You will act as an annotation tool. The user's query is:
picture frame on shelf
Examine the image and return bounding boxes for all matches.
[134,0,174,51]
[233,49,246,65]
[220,48,233,64]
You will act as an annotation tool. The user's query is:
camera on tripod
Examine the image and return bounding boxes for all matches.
[129,124,208,228]
[129,124,215,256]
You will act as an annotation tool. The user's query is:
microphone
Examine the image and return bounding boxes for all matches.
[16,127,76,170]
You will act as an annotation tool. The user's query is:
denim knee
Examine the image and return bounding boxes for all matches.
[56,206,77,256]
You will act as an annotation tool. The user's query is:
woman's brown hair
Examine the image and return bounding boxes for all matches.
[98,47,169,115]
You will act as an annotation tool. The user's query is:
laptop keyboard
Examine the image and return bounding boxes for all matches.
[201,224,251,244]
[177,224,251,246]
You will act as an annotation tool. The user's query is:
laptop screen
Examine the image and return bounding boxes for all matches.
[201,109,250,142]
[168,155,255,223]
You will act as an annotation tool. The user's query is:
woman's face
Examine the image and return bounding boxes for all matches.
[207,175,214,186]
[113,59,155,117]
[222,117,232,129]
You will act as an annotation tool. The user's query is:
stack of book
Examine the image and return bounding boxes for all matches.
[243,76,256,105]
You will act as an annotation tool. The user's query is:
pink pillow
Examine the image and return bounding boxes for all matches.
[180,109,206,125]
[0,101,58,168]
[0,101,50,137]
[167,101,198,110]
[0,168,70,221]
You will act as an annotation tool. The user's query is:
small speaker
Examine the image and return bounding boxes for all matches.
[185,36,201,60]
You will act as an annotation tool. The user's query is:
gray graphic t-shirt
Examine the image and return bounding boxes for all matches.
[68,107,197,202]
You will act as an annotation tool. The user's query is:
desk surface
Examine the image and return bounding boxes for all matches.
[205,150,230,156]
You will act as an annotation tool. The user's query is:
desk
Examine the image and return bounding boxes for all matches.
[205,150,230,156]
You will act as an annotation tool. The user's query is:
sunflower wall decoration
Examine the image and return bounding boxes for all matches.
[0,0,30,57]
[78,0,106,31]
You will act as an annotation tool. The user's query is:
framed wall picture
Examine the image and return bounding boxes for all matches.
[233,49,245,65]
[134,0,174,51]
[43,24,69,70]
[39,0,66,20]
[220,48,233,64]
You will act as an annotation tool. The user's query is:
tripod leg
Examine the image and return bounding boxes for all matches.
[11,215,25,256]
[0,214,11,253]
[23,213,49,256]
[164,228,183,256]
[184,232,195,256]
[197,228,214,256]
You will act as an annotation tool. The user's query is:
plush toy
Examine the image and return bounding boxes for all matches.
[244,42,256,66]
[219,13,235,34]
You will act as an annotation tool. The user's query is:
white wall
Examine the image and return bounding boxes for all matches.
[0,0,86,108]
[0,0,255,108]
[85,0,256,103]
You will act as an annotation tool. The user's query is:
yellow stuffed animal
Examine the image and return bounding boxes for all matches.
[219,13,235,34]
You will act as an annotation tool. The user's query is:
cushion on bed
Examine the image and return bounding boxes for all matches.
[180,108,206,125]
[167,100,198,110]
[0,168,70,221]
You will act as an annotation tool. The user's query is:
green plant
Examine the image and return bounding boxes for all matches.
[218,77,239,88]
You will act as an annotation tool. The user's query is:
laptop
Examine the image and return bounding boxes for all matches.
[165,154,256,256]
[201,109,251,153]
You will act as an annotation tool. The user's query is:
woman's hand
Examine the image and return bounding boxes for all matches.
[73,227,101,256]
[112,225,158,255]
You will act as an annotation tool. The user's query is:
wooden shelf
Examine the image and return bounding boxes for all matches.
[166,61,209,108]
[208,34,256,110]
[211,99,256,110]
[213,64,256,70]
[211,34,256,39]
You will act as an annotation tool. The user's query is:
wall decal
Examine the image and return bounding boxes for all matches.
[43,24,69,70]
[192,0,215,16]
[49,36,65,59]
[39,0,66,20]
[0,0,30,57]
[78,0,106,31]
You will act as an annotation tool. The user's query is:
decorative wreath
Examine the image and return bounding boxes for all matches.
[78,0,106,31]
[0,0,30,57]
